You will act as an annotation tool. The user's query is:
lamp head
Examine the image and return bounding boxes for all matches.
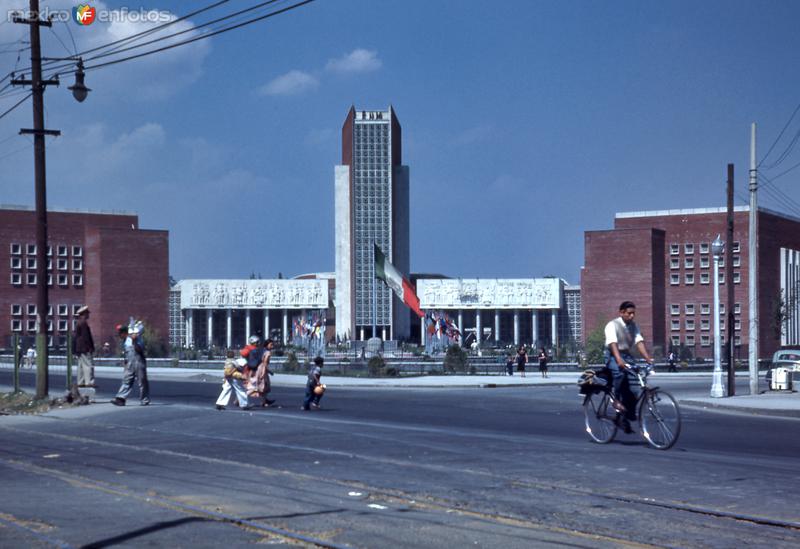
[68,59,90,103]
[711,234,725,257]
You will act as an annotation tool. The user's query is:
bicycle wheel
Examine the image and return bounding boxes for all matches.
[584,391,618,444]
[638,389,681,450]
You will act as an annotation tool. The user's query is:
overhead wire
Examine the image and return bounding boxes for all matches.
[759,100,800,170]
[0,91,31,122]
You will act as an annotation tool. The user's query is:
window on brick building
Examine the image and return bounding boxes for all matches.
[72,274,83,287]
[685,257,694,268]
[733,241,740,252]
[733,272,741,284]
[72,246,82,257]
[685,303,695,314]
[58,304,68,316]
[700,242,709,254]
[670,258,680,269]
[735,303,741,314]
[671,335,680,346]
[671,319,680,330]
[27,304,36,315]
[733,256,740,267]
[685,243,694,254]
[10,243,21,255]
[72,259,83,271]
[685,273,694,285]
[10,273,22,285]
[670,274,680,285]
[58,319,68,331]
[735,319,741,330]
[11,319,22,332]
[700,272,710,284]
[719,273,725,284]
[46,245,52,257]
[57,245,68,257]
[720,318,725,330]
[26,257,36,270]
[719,303,726,314]
[26,244,36,255]
[686,319,695,330]
[670,244,680,255]
[26,273,37,285]
[686,335,696,346]
[11,304,22,316]
[700,256,710,268]
[735,336,742,345]
[26,319,36,332]
[46,258,52,271]
[10,257,21,270]
[701,335,711,347]
[47,274,53,287]
[58,274,68,286]
[671,304,680,315]
[72,305,82,316]
[701,319,710,331]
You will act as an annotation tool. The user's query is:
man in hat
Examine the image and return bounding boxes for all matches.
[73,305,96,388]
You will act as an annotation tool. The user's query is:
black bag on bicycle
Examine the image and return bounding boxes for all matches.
[577,367,610,395]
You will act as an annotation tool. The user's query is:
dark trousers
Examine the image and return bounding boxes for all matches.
[302,383,322,409]
[605,350,637,420]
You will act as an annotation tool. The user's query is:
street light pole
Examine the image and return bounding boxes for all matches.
[711,235,725,398]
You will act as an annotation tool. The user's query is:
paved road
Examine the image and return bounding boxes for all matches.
[1,372,799,548]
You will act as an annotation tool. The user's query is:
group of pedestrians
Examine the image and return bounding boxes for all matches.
[214,335,326,411]
[505,346,549,377]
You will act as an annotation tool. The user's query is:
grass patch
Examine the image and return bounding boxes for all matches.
[0,391,83,415]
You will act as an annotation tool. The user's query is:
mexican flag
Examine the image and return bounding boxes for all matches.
[374,243,424,318]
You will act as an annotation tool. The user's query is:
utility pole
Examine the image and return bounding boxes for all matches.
[12,0,61,399]
[726,164,735,396]
[748,123,759,395]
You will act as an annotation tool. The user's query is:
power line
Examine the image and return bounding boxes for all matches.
[758,100,800,169]
[80,0,315,73]
[0,92,31,122]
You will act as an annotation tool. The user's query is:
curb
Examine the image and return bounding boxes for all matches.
[680,399,800,419]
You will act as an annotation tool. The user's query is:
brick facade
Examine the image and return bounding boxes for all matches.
[582,207,800,359]
[1,207,169,352]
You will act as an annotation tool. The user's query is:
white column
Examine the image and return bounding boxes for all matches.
[421,315,426,345]
[458,310,464,345]
[264,310,270,341]
[476,311,482,347]
[382,327,387,341]
[513,310,520,346]
[551,310,558,349]
[532,311,538,346]
[494,310,500,342]
[245,310,251,341]
[360,327,365,341]
[207,310,213,348]
[186,310,193,348]
[226,309,232,348]
[282,310,288,345]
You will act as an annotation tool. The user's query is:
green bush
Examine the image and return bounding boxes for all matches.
[142,324,170,358]
[368,355,386,376]
[584,324,606,365]
[443,345,469,373]
[284,351,300,372]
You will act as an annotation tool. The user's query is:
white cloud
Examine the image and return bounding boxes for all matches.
[325,49,382,74]
[260,70,319,96]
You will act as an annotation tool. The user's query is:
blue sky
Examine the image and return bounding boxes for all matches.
[1,0,800,284]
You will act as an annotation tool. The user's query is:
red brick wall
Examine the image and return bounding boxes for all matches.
[582,228,665,352]
[0,208,167,351]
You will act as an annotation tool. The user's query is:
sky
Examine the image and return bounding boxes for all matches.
[1,0,800,285]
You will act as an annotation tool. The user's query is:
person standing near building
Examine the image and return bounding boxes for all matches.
[25,346,36,368]
[516,345,528,378]
[538,347,549,378]
[668,351,677,372]
[257,339,277,407]
[505,353,514,376]
[112,322,150,406]
[73,306,96,388]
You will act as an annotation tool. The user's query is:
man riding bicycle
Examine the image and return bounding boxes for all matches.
[604,301,654,433]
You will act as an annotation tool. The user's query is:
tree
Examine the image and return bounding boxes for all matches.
[142,324,169,358]
[443,345,469,373]
[584,324,606,365]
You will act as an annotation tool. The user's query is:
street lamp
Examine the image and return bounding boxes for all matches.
[711,234,725,397]
[68,59,91,103]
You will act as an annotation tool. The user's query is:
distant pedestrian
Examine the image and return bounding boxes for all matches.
[668,351,677,372]
[73,305,96,388]
[538,347,549,378]
[516,346,528,377]
[254,339,276,407]
[25,346,36,368]
[505,354,514,376]
[112,322,150,406]
[216,351,250,411]
[302,356,325,410]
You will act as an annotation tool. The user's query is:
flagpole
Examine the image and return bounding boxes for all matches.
[372,242,378,339]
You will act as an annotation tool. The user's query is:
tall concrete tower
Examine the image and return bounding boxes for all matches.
[335,106,410,341]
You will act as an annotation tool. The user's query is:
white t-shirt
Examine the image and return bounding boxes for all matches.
[604,317,644,351]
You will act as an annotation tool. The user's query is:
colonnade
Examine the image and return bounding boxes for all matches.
[420,309,558,348]
[184,308,292,349]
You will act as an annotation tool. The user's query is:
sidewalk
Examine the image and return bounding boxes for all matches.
[2,364,798,418]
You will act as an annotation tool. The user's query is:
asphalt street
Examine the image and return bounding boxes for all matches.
[1,371,799,548]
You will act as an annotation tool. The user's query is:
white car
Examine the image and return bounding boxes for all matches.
[765,349,800,388]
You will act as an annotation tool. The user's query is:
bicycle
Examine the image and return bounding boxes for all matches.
[580,363,681,450]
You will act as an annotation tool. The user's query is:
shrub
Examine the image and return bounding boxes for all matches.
[284,351,300,372]
[443,345,469,373]
[368,355,386,376]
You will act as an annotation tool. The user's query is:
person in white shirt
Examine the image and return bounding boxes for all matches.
[603,301,654,433]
